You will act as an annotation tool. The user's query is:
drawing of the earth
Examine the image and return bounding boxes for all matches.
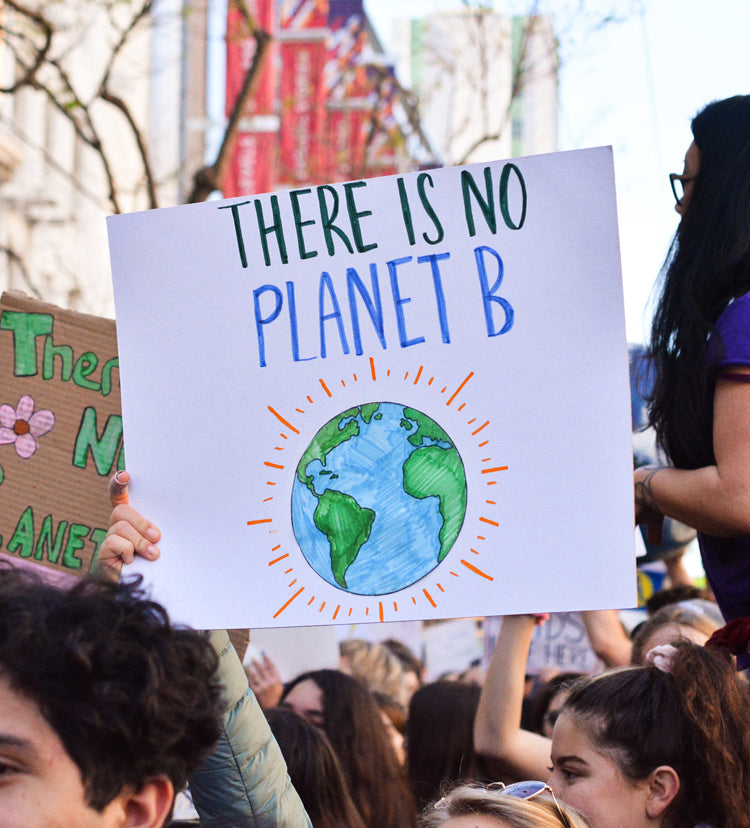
[291,402,467,595]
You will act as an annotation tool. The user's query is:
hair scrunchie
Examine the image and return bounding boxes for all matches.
[646,643,679,673]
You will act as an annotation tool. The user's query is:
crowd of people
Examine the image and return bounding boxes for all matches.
[3,93,750,828]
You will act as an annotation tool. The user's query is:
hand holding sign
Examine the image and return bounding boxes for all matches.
[98,471,161,574]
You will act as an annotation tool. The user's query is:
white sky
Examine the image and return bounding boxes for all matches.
[367,0,750,343]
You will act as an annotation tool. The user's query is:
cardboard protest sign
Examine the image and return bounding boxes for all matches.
[108,147,636,630]
[0,292,120,581]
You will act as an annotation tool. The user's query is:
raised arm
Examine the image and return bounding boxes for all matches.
[581,609,632,667]
[473,614,552,782]
[635,370,750,538]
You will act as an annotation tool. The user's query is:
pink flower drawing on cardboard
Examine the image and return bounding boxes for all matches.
[0,395,55,459]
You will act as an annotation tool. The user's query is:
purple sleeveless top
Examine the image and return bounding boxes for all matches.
[699,292,750,622]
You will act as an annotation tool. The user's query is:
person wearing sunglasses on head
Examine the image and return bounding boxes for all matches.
[634,95,750,664]
[419,781,589,828]
[475,614,750,828]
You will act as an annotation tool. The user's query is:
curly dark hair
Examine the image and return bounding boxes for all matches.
[648,95,750,468]
[564,641,750,828]
[0,566,224,811]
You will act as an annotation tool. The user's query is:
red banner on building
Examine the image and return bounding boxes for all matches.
[223,0,277,197]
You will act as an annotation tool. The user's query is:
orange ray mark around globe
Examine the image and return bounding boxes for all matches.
[447,372,474,406]
[458,403,466,411]
[437,583,444,592]
[247,518,272,526]
[460,559,494,581]
[341,379,346,387]
[319,601,326,612]
[307,396,314,403]
[332,605,341,620]
[478,440,489,447]
[289,579,297,587]
[348,607,354,617]
[482,466,508,474]
[412,597,417,605]
[428,377,434,385]
[486,500,496,505]
[284,568,293,574]
[393,602,398,612]
[307,595,316,605]
[404,371,409,380]
[423,588,437,607]
[471,421,489,436]
[273,587,305,619]
[414,366,423,385]
[263,497,273,503]
[319,379,332,397]
[268,405,301,434]
[450,571,459,577]
[379,602,384,622]
[370,357,377,380]
[480,517,500,527]
[266,481,276,486]
[470,548,480,555]
[268,552,289,566]
[264,461,284,470]
[365,607,370,616]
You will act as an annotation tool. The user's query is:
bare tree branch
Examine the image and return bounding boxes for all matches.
[185,0,272,203]
[0,246,42,298]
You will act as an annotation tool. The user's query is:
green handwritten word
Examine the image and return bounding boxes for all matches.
[220,181,378,268]
[0,311,119,396]
[4,506,107,571]
[461,163,527,236]
[73,408,125,476]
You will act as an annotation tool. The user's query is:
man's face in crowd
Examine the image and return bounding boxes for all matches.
[0,676,137,828]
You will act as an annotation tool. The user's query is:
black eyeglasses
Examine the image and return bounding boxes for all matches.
[669,172,695,206]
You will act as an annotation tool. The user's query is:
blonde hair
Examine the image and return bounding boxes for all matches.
[340,639,411,705]
[418,784,589,828]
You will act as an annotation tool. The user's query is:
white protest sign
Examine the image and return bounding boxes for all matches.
[108,148,636,630]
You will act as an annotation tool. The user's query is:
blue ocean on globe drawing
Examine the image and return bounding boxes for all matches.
[291,403,459,595]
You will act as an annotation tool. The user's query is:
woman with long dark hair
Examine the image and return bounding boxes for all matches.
[281,668,416,828]
[635,95,750,638]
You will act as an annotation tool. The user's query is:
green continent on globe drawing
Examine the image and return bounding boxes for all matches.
[293,402,467,593]
[313,489,375,587]
[296,403,380,493]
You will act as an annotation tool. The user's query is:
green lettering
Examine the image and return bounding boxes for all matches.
[499,162,527,230]
[0,312,53,376]
[72,409,124,475]
[62,523,89,570]
[72,351,101,391]
[89,528,108,571]
[418,173,445,244]
[34,514,68,563]
[397,178,416,246]
[255,195,288,266]
[43,336,74,381]
[290,188,318,260]
[100,357,119,397]
[7,507,34,558]
[461,167,497,236]
[218,201,252,268]
[344,181,377,253]
[317,185,354,255]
